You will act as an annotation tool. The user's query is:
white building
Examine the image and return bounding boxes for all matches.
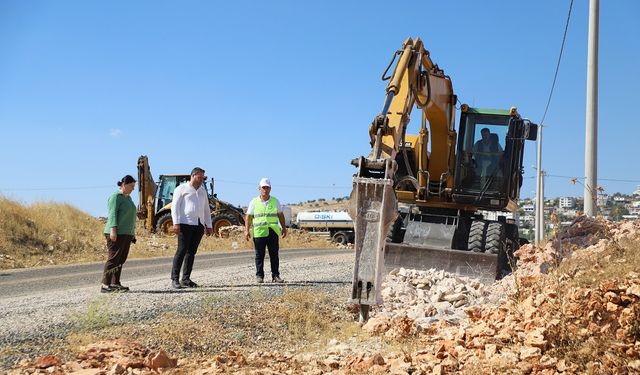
[597,193,610,207]
[559,197,576,209]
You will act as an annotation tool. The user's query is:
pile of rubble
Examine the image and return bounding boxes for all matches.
[8,340,178,374]
[355,216,640,373]
[368,268,492,331]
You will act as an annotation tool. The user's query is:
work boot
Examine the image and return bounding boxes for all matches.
[110,284,130,292]
[256,277,264,284]
[171,280,183,289]
[272,276,284,283]
[181,280,199,288]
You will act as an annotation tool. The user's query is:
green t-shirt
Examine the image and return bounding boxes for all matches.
[104,191,136,235]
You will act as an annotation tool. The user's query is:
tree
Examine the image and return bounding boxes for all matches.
[611,205,629,221]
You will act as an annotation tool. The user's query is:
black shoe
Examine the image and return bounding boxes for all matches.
[172,280,183,289]
[110,284,130,292]
[181,280,199,288]
[272,276,284,283]
[100,286,113,293]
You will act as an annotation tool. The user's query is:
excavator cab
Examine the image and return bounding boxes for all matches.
[156,175,191,213]
[452,107,537,211]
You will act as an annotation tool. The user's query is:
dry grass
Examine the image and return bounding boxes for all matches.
[0,197,340,270]
[0,197,104,268]
[555,238,640,288]
[67,288,372,360]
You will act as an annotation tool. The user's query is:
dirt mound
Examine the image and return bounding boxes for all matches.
[9,340,177,374]
[354,216,640,373]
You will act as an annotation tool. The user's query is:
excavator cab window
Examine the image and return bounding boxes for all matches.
[455,112,511,198]
[156,175,190,211]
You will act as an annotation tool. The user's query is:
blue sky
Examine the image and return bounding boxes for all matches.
[1,1,639,217]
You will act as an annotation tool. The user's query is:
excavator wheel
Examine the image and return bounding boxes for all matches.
[500,223,520,277]
[468,220,487,252]
[212,212,240,238]
[485,222,506,255]
[155,212,175,236]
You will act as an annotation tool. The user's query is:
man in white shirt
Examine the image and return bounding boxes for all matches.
[170,167,213,289]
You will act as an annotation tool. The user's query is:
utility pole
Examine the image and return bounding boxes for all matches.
[535,125,544,245]
[584,0,599,216]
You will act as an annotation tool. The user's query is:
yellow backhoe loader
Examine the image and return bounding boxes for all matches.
[137,155,245,236]
[349,38,537,320]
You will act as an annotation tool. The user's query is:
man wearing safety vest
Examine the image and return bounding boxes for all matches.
[245,177,287,283]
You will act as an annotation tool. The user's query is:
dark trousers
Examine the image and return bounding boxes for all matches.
[171,223,204,282]
[253,229,280,278]
[102,234,133,285]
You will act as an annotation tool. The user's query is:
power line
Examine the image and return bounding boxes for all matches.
[0,185,113,192]
[216,179,350,189]
[545,174,640,183]
[540,0,574,126]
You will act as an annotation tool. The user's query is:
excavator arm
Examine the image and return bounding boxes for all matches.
[137,155,158,231]
[348,38,456,319]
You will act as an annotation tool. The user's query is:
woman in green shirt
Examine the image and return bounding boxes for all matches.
[101,175,137,293]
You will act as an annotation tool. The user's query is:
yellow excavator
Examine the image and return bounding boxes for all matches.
[137,155,245,236]
[348,38,537,319]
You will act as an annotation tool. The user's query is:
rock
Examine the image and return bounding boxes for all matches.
[34,355,62,369]
[145,350,177,369]
[519,346,542,360]
[370,354,385,366]
[110,363,126,374]
[362,316,391,334]
[484,344,497,359]
[524,328,547,349]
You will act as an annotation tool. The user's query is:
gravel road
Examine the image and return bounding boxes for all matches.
[0,248,354,369]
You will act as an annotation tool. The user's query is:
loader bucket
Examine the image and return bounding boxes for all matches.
[349,176,398,306]
[384,243,499,282]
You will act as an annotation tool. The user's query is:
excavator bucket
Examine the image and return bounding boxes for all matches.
[384,243,499,282]
[348,174,398,310]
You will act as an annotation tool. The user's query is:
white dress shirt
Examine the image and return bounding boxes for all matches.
[171,182,213,228]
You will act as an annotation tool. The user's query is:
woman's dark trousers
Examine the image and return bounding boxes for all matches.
[102,234,133,285]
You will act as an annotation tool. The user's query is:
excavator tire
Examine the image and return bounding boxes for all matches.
[212,212,240,238]
[155,212,175,236]
[485,222,506,255]
[468,220,487,252]
[500,223,520,276]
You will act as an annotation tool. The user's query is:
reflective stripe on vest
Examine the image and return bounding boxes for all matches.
[252,197,281,238]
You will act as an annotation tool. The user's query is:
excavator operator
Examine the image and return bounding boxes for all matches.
[473,128,503,178]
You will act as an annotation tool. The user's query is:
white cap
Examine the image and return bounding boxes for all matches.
[259,177,271,187]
